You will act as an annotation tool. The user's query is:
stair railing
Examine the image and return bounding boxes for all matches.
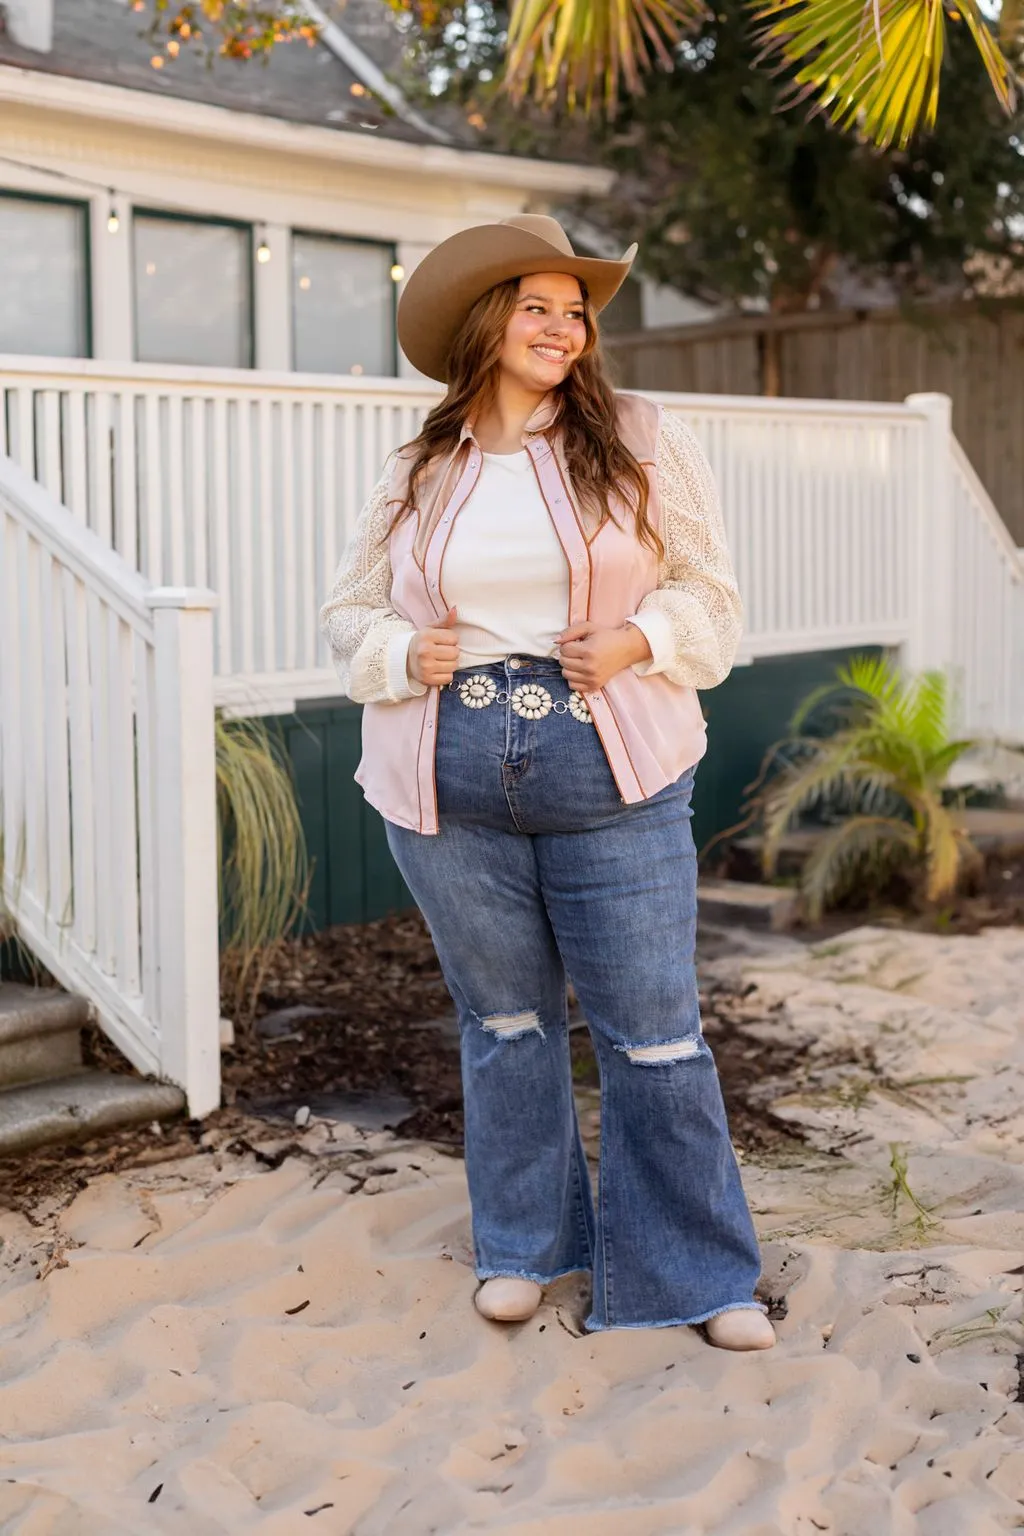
[0,452,220,1116]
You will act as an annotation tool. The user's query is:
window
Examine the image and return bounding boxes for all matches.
[292,233,396,376]
[134,213,252,368]
[0,193,89,358]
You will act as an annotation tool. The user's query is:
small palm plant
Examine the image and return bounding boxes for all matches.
[752,654,981,920]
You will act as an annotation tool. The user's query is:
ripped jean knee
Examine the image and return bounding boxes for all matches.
[619,1037,702,1066]
[474,1009,546,1042]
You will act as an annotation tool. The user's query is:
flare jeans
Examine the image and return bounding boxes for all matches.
[384,657,763,1331]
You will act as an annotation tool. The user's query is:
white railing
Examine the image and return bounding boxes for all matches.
[0,357,927,709]
[1,359,1019,744]
[654,391,917,662]
[950,440,1024,743]
[0,454,220,1115]
[0,358,436,713]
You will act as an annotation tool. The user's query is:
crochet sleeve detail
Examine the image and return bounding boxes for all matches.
[318,472,419,704]
[635,411,743,690]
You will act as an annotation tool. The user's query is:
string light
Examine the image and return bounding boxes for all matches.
[256,228,271,264]
[390,263,405,282]
[107,194,120,234]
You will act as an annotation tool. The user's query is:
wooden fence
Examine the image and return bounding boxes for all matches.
[605,303,1024,547]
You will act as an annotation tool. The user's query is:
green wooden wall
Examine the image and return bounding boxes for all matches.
[275,646,875,930]
[275,704,412,930]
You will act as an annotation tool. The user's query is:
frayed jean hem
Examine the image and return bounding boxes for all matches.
[476,1264,592,1286]
[583,1299,769,1333]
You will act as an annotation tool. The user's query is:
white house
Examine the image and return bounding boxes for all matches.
[0,0,632,373]
[0,0,714,370]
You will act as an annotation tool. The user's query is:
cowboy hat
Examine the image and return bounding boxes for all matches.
[397,214,638,383]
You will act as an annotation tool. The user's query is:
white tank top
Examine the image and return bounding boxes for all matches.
[441,449,570,668]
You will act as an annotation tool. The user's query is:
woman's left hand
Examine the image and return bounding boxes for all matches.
[556,622,652,693]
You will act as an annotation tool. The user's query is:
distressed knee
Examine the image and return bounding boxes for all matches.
[479,1009,545,1042]
[622,1038,701,1066]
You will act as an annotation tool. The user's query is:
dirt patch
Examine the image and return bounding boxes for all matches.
[901,847,1024,934]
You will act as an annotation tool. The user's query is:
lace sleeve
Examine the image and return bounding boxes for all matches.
[634,411,743,690]
[318,472,420,704]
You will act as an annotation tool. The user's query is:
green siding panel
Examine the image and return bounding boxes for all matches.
[274,646,877,931]
[271,702,412,930]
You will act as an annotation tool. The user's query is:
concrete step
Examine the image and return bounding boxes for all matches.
[0,1071,186,1156]
[0,984,89,1089]
[698,878,799,932]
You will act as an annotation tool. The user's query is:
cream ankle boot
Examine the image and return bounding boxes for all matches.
[474,1278,543,1322]
[705,1309,776,1351]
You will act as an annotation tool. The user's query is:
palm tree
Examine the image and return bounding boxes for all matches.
[749,654,983,919]
[753,0,1020,149]
[456,0,1021,146]
[147,2,1021,148]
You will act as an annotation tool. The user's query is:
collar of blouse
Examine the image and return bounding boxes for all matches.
[458,392,561,449]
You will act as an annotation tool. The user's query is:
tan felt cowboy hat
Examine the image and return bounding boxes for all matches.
[397,214,638,383]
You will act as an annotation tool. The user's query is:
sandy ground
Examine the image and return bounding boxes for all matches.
[1,925,1023,1535]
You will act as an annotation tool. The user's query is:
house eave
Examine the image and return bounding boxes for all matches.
[0,63,614,196]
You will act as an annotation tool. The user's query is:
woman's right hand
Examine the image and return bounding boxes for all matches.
[408,607,460,687]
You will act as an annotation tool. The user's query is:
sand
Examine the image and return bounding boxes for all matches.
[1,924,1023,1535]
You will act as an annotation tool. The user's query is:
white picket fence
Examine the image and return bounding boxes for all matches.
[0,454,221,1116]
[1,357,1021,1119]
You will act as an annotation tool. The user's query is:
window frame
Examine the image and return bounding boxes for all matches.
[131,206,255,370]
[0,187,93,359]
[290,228,399,378]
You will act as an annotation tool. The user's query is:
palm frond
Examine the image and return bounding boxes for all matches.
[801,813,918,920]
[754,0,1017,151]
[905,669,950,755]
[760,742,897,872]
[914,789,964,903]
[923,737,976,784]
[838,651,904,704]
[504,0,707,114]
[789,651,905,735]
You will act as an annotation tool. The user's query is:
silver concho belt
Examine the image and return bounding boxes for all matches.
[448,675,593,724]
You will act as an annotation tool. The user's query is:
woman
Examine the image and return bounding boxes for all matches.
[320,215,774,1350]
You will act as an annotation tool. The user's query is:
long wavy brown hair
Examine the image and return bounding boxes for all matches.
[393,277,662,557]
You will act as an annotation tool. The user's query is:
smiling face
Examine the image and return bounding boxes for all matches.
[497,273,589,395]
